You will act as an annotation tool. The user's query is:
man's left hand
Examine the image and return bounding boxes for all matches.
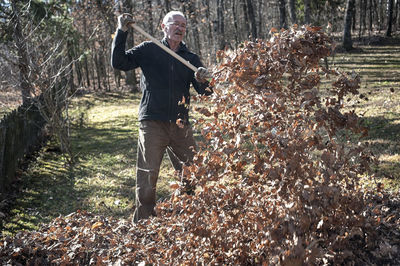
[195,67,211,83]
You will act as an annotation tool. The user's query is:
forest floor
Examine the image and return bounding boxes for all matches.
[1,39,400,237]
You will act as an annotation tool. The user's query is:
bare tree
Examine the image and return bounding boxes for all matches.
[241,0,250,38]
[288,0,297,25]
[359,0,367,38]
[216,0,226,50]
[146,0,154,36]
[119,0,138,91]
[11,0,31,105]
[232,0,239,44]
[1,1,84,163]
[186,0,202,55]
[203,0,214,51]
[246,0,257,38]
[343,0,356,51]
[165,0,171,12]
[386,0,394,36]
[304,0,311,24]
[278,0,287,29]
[257,0,264,38]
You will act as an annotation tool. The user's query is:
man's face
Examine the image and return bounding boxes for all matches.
[162,15,187,43]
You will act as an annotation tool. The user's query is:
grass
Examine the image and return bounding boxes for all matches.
[329,43,400,190]
[0,91,178,235]
[1,41,400,236]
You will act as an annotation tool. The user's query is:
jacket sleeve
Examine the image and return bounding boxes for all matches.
[111,29,141,71]
[190,55,213,96]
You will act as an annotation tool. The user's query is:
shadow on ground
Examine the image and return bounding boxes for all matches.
[362,115,400,183]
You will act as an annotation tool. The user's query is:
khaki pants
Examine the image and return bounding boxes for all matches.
[133,120,196,222]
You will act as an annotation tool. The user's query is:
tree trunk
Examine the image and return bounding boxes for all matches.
[397,0,400,31]
[379,0,384,31]
[82,16,91,87]
[359,0,367,38]
[241,0,250,38]
[121,0,138,91]
[258,0,263,38]
[217,0,226,50]
[187,1,201,55]
[204,0,214,51]
[278,0,287,29]
[84,55,91,87]
[363,0,367,33]
[165,0,171,12]
[11,0,31,105]
[246,0,257,39]
[386,0,394,36]
[98,48,108,91]
[67,40,76,94]
[74,43,83,88]
[304,0,311,24]
[352,2,356,31]
[372,0,380,32]
[232,0,239,45]
[94,52,102,90]
[75,61,83,88]
[146,0,154,36]
[288,0,297,24]
[343,0,355,51]
[369,0,373,34]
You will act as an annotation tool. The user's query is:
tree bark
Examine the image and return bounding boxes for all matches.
[288,0,297,24]
[82,16,91,87]
[241,0,250,38]
[386,0,394,37]
[358,0,367,38]
[11,0,31,105]
[202,0,214,51]
[258,0,263,38]
[397,0,400,31]
[186,0,201,55]
[369,0,373,34]
[67,40,76,94]
[379,0,384,31]
[165,0,171,12]
[352,2,357,31]
[217,0,226,50]
[94,52,101,90]
[343,0,355,51]
[146,0,154,36]
[246,0,257,39]
[121,0,138,91]
[278,0,287,29]
[304,0,311,24]
[74,43,83,88]
[232,0,239,45]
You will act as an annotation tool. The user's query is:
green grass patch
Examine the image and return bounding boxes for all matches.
[1,91,178,236]
[331,44,400,190]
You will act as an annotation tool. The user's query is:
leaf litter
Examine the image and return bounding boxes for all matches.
[1,25,400,265]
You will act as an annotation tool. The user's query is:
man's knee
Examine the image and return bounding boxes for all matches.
[136,186,156,205]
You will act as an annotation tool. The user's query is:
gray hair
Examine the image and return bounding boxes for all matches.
[162,11,186,25]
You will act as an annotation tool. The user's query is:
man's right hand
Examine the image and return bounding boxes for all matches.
[195,67,211,83]
[118,13,134,32]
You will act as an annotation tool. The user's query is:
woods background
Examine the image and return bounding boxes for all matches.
[0,0,399,109]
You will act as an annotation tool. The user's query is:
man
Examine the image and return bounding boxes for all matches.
[111,11,212,222]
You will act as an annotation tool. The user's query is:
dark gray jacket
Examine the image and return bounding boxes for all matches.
[111,29,212,123]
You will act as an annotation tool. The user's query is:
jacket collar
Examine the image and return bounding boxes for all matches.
[161,38,188,53]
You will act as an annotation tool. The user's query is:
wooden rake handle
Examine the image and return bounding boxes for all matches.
[129,23,199,72]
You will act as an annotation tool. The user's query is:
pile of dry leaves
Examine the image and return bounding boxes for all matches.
[1,25,399,265]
